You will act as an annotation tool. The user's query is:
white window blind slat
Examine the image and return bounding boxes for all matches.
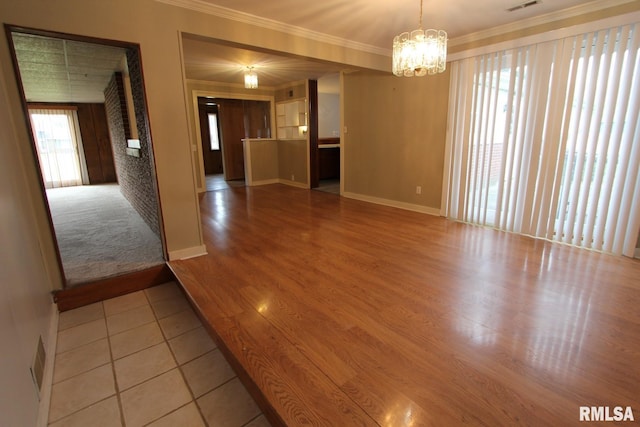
[532,39,571,238]
[610,47,640,254]
[503,49,528,231]
[571,33,606,247]
[482,54,502,224]
[470,56,489,223]
[493,52,516,229]
[619,119,640,255]
[557,34,589,244]
[544,37,579,241]
[587,30,617,248]
[586,27,628,248]
[443,22,640,257]
[459,60,475,220]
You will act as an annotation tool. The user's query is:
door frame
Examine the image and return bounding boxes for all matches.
[5,24,166,288]
[197,100,224,175]
[190,90,276,192]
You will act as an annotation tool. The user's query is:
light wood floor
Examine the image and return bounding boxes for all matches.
[170,184,640,426]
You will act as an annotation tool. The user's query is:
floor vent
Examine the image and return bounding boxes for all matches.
[30,336,46,396]
[506,0,541,12]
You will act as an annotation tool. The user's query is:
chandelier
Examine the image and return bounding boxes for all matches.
[244,66,258,89]
[392,0,447,76]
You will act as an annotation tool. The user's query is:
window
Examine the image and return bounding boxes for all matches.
[28,108,86,189]
[208,113,220,151]
[443,23,640,257]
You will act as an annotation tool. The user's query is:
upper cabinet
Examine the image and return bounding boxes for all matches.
[277,99,306,139]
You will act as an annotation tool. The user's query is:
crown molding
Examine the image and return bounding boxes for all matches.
[448,9,640,61]
[187,78,277,91]
[449,0,637,47]
[155,0,390,56]
[158,0,636,58]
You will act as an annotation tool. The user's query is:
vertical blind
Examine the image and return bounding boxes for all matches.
[443,23,640,257]
[29,108,88,189]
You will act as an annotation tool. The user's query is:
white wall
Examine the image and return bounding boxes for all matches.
[0,59,56,427]
[318,93,340,138]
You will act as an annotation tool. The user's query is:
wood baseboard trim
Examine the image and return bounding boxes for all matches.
[53,264,174,311]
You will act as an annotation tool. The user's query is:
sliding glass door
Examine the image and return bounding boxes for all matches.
[29,108,87,188]
[444,23,640,257]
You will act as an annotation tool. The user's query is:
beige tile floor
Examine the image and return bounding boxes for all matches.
[49,281,272,427]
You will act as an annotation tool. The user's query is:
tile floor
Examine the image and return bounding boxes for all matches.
[205,174,245,192]
[49,281,271,427]
[314,179,340,195]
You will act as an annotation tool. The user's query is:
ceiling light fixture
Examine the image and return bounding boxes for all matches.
[392,0,447,76]
[244,66,258,89]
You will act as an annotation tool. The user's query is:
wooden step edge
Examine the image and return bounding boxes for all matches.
[53,264,174,312]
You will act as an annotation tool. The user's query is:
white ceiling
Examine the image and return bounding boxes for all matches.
[189,0,590,48]
[10,0,626,101]
[181,34,352,91]
[12,33,127,103]
[176,0,617,90]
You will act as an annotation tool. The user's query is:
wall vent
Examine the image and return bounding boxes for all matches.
[507,0,542,12]
[30,336,46,397]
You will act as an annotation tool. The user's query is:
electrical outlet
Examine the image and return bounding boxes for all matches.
[416,186,422,195]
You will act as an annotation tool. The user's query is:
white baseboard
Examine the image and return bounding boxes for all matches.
[342,192,441,216]
[279,179,309,189]
[168,245,208,260]
[36,303,59,427]
[247,178,280,186]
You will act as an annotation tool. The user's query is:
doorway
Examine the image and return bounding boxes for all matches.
[6,26,165,288]
[28,107,88,188]
[198,99,224,176]
[313,74,341,195]
[197,96,272,190]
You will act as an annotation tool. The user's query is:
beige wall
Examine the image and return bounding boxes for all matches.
[243,138,309,187]
[2,0,636,273]
[1,1,638,422]
[0,58,56,427]
[1,0,204,263]
[343,70,450,211]
[278,139,309,186]
[0,0,388,268]
[2,0,638,422]
[185,80,275,191]
[275,82,307,102]
[342,3,640,213]
[244,139,279,183]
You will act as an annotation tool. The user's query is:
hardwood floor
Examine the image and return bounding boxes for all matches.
[170,184,640,426]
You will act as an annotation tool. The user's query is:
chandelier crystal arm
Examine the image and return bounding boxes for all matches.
[392,0,447,77]
[244,66,258,89]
